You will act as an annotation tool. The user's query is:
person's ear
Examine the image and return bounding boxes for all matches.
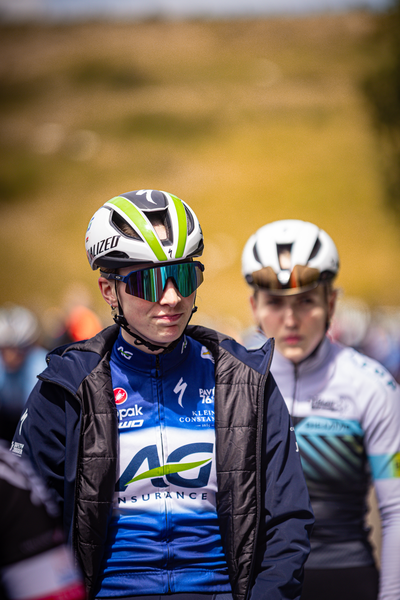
[98,276,118,308]
[327,288,338,321]
[250,293,258,320]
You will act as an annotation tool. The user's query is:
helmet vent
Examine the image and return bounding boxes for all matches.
[148,210,173,246]
[105,251,130,259]
[308,237,321,261]
[184,205,194,235]
[253,242,261,265]
[112,212,142,240]
[277,244,292,270]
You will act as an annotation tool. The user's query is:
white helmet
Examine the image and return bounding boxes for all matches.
[242,219,339,295]
[0,304,40,348]
[85,189,204,270]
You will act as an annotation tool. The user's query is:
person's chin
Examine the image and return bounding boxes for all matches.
[281,345,306,364]
[155,325,184,345]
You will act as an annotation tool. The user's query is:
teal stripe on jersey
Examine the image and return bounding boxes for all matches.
[369,453,400,480]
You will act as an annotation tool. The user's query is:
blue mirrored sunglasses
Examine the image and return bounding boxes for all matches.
[102,261,204,303]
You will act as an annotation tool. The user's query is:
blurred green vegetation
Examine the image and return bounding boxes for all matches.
[113,112,219,141]
[70,59,152,89]
[0,12,399,337]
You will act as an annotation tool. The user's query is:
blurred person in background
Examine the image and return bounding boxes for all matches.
[11,189,313,600]
[241,219,400,600]
[360,319,400,384]
[0,304,47,442]
[41,283,104,351]
[329,298,400,384]
[43,303,104,349]
[1,439,86,600]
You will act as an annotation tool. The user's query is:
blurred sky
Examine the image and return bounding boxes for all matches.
[0,0,393,20]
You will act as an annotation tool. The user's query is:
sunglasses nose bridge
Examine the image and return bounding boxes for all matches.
[159,278,182,304]
[163,276,179,293]
[162,265,192,298]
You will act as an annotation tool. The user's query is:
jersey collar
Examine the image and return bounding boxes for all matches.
[111,330,190,373]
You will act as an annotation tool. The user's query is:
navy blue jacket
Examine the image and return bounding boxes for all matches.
[11,324,313,600]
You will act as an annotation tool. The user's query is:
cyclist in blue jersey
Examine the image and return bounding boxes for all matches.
[11,190,313,600]
[0,304,47,442]
[241,219,400,600]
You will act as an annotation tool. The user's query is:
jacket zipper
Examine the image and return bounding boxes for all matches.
[246,338,275,600]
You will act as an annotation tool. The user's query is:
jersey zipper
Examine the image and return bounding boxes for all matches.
[155,354,172,593]
[292,363,299,415]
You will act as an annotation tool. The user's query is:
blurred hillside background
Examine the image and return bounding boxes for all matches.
[3,0,400,563]
[1,0,400,348]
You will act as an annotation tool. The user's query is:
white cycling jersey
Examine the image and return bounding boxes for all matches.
[245,332,400,600]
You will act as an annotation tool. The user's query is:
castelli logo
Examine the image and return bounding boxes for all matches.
[114,388,128,405]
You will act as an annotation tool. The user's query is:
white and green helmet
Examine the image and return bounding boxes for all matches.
[85,189,204,270]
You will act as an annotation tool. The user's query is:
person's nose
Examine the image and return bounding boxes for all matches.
[282,304,297,328]
[159,279,181,306]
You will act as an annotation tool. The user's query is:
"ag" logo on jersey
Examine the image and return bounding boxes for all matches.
[117,442,213,491]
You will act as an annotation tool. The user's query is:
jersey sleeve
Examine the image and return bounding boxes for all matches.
[10,378,77,511]
[360,360,400,600]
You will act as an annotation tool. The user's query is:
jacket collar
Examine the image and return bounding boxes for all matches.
[187,324,274,376]
[39,325,120,395]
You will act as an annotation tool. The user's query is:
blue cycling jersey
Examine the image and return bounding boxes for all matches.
[0,347,47,414]
[95,332,231,597]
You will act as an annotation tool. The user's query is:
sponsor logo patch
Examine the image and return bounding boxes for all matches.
[174,377,187,408]
[10,441,24,456]
[117,442,213,491]
[201,346,214,363]
[311,395,351,412]
[200,387,214,404]
[114,388,128,405]
[118,405,144,430]
[118,346,133,360]
[87,235,120,259]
